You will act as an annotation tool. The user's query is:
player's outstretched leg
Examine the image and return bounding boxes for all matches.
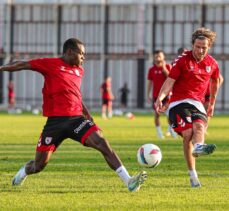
[127,171,147,192]
[192,144,216,157]
[85,132,147,192]
[12,151,53,186]
[12,166,27,185]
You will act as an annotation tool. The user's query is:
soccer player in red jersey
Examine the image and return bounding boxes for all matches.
[7,80,15,112]
[0,38,147,192]
[155,28,221,187]
[100,76,114,119]
[147,50,176,139]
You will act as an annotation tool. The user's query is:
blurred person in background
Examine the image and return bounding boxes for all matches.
[7,80,15,113]
[100,76,114,119]
[147,50,177,139]
[119,82,130,109]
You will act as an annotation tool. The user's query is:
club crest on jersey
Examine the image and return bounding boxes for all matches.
[206,66,211,73]
[45,137,52,145]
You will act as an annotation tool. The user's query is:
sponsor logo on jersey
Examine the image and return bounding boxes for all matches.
[45,137,52,145]
[60,66,66,71]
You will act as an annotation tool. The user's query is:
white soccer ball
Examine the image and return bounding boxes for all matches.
[137,143,162,168]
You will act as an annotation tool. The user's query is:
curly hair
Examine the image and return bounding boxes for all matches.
[192,28,216,47]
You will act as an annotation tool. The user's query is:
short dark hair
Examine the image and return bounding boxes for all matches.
[153,50,164,55]
[177,47,187,55]
[63,38,84,53]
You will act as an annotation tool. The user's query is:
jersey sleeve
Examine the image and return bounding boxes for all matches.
[169,59,182,80]
[211,61,220,79]
[29,58,50,75]
[147,68,153,80]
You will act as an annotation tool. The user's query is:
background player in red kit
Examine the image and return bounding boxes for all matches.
[147,50,176,139]
[7,80,15,112]
[0,38,147,192]
[100,76,114,119]
[155,28,221,188]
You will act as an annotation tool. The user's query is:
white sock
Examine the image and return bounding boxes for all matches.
[193,143,203,149]
[156,126,162,134]
[116,165,131,186]
[20,166,27,178]
[108,112,113,118]
[189,170,198,178]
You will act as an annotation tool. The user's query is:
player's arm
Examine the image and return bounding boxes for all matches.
[107,87,114,100]
[0,61,31,72]
[207,77,220,117]
[219,74,224,87]
[154,77,175,113]
[147,80,152,103]
[82,101,94,122]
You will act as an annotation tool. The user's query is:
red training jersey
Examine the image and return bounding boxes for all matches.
[169,50,220,103]
[147,63,172,98]
[101,81,112,100]
[29,58,84,117]
[8,82,15,98]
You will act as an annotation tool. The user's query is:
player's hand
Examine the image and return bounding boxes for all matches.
[207,104,214,117]
[84,113,94,123]
[154,100,163,114]
[147,96,152,104]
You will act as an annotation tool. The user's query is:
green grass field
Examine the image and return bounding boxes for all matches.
[0,113,229,210]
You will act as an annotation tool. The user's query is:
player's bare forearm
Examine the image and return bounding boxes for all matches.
[147,81,152,102]
[207,78,220,117]
[0,61,31,72]
[154,77,175,113]
[82,101,93,122]
[209,78,220,106]
[158,77,175,101]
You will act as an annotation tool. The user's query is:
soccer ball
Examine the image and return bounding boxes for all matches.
[137,143,162,168]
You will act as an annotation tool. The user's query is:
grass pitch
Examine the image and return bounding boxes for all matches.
[0,113,229,210]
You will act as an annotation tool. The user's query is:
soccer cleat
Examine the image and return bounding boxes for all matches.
[192,144,216,157]
[12,166,27,186]
[128,171,147,192]
[190,177,201,188]
[170,129,177,139]
[157,132,165,139]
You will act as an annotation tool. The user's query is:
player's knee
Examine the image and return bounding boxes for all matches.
[182,129,193,142]
[194,122,205,132]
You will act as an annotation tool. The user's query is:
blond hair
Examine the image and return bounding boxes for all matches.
[192,27,216,47]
